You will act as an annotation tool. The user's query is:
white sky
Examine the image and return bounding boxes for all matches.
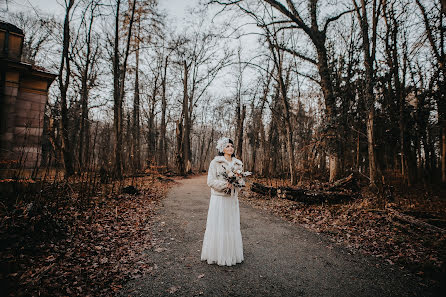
[1,0,197,20]
[0,0,313,112]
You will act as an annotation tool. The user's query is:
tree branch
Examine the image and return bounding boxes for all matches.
[323,8,355,33]
[262,0,312,36]
[273,44,317,65]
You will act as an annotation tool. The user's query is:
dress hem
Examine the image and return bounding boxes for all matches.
[200,258,244,267]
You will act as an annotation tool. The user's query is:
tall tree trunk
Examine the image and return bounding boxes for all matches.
[198,131,207,172]
[132,21,141,172]
[113,0,136,179]
[366,109,377,186]
[416,0,446,182]
[353,0,380,187]
[126,111,132,171]
[182,60,191,174]
[176,119,185,175]
[260,117,268,176]
[59,0,75,178]
[236,104,246,158]
[159,55,168,168]
[113,0,122,179]
[148,74,158,163]
[442,125,446,182]
[386,2,408,184]
[176,60,189,175]
[79,4,95,170]
[316,45,338,182]
[267,34,296,185]
[261,0,342,182]
[259,69,271,176]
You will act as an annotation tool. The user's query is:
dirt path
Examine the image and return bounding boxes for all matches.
[120,175,434,297]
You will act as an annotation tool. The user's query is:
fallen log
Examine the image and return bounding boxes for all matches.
[388,208,446,234]
[250,182,355,204]
[279,187,353,204]
[251,182,277,196]
[326,173,360,191]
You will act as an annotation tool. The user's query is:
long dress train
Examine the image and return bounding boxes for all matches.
[200,191,244,266]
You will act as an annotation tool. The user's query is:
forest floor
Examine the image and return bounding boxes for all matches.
[1,173,444,296]
[0,174,174,296]
[240,176,446,292]
[119,175,443,297]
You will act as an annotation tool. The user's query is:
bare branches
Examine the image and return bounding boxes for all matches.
[415,0,441,63]
[272,44,317,65]
[323,8,355,33]
[262,0,311,36]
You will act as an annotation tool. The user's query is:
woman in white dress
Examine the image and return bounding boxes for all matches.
[201,137,244,266]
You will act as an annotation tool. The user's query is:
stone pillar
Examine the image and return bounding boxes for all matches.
[0,21,56,174]
[0,72,20,162]
[13,77,49,168]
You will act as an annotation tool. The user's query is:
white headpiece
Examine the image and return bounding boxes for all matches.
[216,137,231,153]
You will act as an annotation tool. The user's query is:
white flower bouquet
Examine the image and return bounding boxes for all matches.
[220,165,252,195]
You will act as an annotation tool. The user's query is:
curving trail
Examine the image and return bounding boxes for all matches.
[120,175,433,297]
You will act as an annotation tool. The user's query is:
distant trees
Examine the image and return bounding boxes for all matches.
[172,18,232,175]
[6,0,445,188]
[208,0,445,188]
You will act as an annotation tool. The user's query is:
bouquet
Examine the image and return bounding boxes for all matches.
[220,165,252,195]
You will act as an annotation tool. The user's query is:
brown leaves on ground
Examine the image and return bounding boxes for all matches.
[240,177,446,287]
[0,175,174,297]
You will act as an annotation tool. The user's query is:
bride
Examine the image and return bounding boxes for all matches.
[200,137,244,266]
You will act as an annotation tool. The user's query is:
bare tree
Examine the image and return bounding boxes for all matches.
[415,0,446,183]
[352,0,382,187]
[112,0,137,179]
[234,47,247,159]
[73,0,101,170]
[212,0,354,181]
[173,24,232,175]
[58,0,75,177]
[264,25,297,184]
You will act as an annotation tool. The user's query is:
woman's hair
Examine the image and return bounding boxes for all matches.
[218,138,235,157]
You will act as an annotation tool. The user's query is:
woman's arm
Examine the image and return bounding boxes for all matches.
[207,160,227,191]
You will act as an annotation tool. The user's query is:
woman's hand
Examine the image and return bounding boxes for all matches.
[223,182,232,195]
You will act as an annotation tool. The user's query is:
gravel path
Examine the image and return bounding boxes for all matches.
[120,175,435,297]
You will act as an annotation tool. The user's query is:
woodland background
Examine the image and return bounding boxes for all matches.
[1,0,445,296]
[1,0,445,188]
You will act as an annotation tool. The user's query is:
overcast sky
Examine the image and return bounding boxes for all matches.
[1,0,198,22]
[0,0,263,113]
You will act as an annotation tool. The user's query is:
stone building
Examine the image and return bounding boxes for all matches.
[0,21,56,170]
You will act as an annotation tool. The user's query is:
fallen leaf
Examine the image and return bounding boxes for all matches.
[167,286,179,294]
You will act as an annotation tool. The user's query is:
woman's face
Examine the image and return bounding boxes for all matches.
[223,142,234,155]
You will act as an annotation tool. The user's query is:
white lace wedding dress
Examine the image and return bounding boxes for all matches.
[201,159,244,266]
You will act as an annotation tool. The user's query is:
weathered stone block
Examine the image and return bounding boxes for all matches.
[13,145,39,154]
[14,127,43,137]
[14,134,40,146]
[18,91,46,104]
[30,102,46,113]
[15,116,43,128]
[4,86,18,97]
[15,99,32,111]
[3,95,17,105]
